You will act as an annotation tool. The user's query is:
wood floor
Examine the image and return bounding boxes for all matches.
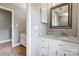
[0,42,26,56]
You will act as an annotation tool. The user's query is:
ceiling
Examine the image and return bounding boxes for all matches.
[12,3,26,9]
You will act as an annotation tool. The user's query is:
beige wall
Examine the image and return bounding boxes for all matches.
[47,3,78,36]
[77,4,79,36]
[0,3,26,33]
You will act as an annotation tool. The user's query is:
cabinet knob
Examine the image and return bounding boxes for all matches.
[56,51,58,55]
[58,44,63,46]
[77,53,79,56]
[42,54,45,56]
[48,46,49,49]
[64,53,66,56]
[42,47,44,48]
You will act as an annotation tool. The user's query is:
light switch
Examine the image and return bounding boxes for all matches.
[16,24,18,27]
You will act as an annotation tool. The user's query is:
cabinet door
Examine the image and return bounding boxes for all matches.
[39,38,49,56]
[57,48,64,56]
[40,47,48,56]
[49,46,65,56]
[40,38,49,47]
[49,39,56,56]
[49,46,57,56]
[49,39,65,56]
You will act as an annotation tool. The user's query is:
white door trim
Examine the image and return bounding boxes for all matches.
[0,6,15,47]
[26,3,31,56]
[0,40,11,44]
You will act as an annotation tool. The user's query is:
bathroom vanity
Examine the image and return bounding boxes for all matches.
[39,35,79,56]
[37,3,79,56]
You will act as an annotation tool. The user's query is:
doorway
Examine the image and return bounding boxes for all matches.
[0,6,14,47]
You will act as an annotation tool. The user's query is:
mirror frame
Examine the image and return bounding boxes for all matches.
[50,3,72,29]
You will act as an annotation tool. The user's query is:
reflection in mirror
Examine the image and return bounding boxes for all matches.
[50,3,72,29]
[52,5,68,26]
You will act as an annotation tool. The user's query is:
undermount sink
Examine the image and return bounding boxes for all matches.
[53,34,71,40]
[58,37,70,40]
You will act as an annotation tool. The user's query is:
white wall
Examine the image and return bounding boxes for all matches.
[31,3,41,56]
[27,3,47,56]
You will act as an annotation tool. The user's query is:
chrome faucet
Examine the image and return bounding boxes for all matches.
[60,32,68,36]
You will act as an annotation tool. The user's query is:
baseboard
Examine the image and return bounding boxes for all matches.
[0,39,11,44]
[12,43,21,47]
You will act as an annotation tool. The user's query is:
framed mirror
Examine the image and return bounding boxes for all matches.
[50,3,72,29]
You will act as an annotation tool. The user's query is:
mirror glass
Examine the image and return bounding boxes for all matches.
[50,3,72,29]
[52,5,68,26]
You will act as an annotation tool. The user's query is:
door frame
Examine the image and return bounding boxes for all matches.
[0,6,14,47]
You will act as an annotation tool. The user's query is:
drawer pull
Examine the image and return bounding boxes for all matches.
[42,47,44,48]
[58,44,63,46]
[42,40,45,42]
[56,51,58,55]
[64,53,66,56]
[42,54,45,56]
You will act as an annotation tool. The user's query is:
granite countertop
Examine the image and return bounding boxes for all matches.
[40,35,79,44]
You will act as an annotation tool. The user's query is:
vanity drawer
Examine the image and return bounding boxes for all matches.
[63,50,79,56]
[49,39,79,53]
[60,42,79,53]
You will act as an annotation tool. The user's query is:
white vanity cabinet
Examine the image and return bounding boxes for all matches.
[39,37,79,56]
